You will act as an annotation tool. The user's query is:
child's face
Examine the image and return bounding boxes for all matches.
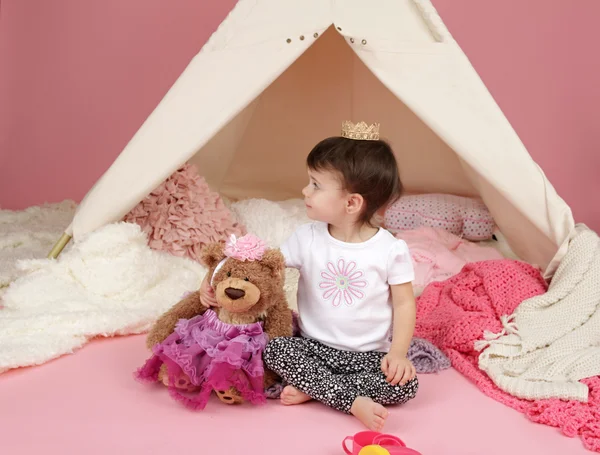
[302,168,350,224]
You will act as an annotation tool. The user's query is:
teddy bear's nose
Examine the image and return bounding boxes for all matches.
[224,287,246,300]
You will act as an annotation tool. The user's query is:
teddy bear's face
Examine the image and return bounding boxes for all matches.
[202,242,285,317]
[213,261,264,313]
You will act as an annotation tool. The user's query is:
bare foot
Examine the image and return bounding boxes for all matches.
[350,397,389,431]
[280,385,313,405]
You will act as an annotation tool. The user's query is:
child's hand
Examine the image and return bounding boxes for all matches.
[381,351,416,386]
[199,276,219,308]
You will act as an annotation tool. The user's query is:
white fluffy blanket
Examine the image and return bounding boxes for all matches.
[0,222,206,373]
[0,200,77,292]
[0,199,308,374]
[477,226,600,401]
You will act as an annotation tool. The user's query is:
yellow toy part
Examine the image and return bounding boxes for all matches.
[359,445,391,455]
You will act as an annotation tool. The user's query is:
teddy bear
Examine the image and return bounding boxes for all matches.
[135,233,293,410]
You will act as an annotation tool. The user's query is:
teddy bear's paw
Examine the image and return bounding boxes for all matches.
[215,387,245,405]
[159,365,199,392]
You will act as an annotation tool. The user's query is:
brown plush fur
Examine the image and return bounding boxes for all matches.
[145,241,293,405]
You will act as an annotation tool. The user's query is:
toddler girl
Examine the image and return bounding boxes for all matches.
[200,122,418,430]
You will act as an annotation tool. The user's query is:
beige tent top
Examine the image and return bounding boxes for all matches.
[50,0,575,278]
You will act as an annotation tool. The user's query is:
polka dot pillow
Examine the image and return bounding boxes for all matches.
[384,193,496,241]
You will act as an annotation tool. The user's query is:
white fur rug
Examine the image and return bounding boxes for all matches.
[0,199,308,374]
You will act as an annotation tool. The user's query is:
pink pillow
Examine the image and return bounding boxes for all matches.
[123,163,246,263]
[384,194,495,241]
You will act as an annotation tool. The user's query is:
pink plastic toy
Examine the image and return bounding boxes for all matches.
[342,431,422,455]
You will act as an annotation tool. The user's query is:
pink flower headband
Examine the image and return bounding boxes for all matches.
[224,233,266,261]
[211,234,267,286]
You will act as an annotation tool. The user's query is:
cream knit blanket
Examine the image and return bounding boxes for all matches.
[476,225,600,402]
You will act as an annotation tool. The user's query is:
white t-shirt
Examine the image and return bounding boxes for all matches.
[280,222,414,353]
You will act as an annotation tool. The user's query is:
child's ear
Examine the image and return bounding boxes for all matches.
[200,242,226,269]
[261,249,286,277]
[346,193,364,215]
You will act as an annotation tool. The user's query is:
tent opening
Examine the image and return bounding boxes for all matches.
[190,26,476,202]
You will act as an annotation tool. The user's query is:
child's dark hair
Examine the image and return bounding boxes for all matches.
[306,136,403,225]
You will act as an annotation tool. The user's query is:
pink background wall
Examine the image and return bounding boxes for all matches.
[1,0,599,231]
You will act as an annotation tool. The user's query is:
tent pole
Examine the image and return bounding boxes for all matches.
[48,232,72,259]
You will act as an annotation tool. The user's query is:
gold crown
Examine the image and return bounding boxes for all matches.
[341,121,380,141]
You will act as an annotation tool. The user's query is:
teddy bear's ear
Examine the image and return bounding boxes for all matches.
[261,249,286,276]
[200,242,226,269]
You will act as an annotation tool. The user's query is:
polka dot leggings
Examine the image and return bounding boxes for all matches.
[263,337,419,414]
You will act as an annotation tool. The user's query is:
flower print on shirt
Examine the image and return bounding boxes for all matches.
[319,258,367,307]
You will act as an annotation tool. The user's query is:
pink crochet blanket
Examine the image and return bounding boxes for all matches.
[415,259,600,452]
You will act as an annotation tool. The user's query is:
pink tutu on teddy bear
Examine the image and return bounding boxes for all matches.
[135,309,269,410]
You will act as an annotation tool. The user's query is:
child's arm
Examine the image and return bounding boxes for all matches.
[389,282,416,356]
[199,274,219,308]
[381,282,417,385]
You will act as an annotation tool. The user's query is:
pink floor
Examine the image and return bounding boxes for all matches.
[0,336,592,455]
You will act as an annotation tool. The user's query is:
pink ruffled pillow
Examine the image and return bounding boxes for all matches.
[384,193,495,241]
[123,163,246,263]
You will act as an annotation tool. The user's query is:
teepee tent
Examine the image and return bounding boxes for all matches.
[49,0,575,278]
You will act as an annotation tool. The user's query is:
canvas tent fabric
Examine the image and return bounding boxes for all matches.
[63,0,575,278]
